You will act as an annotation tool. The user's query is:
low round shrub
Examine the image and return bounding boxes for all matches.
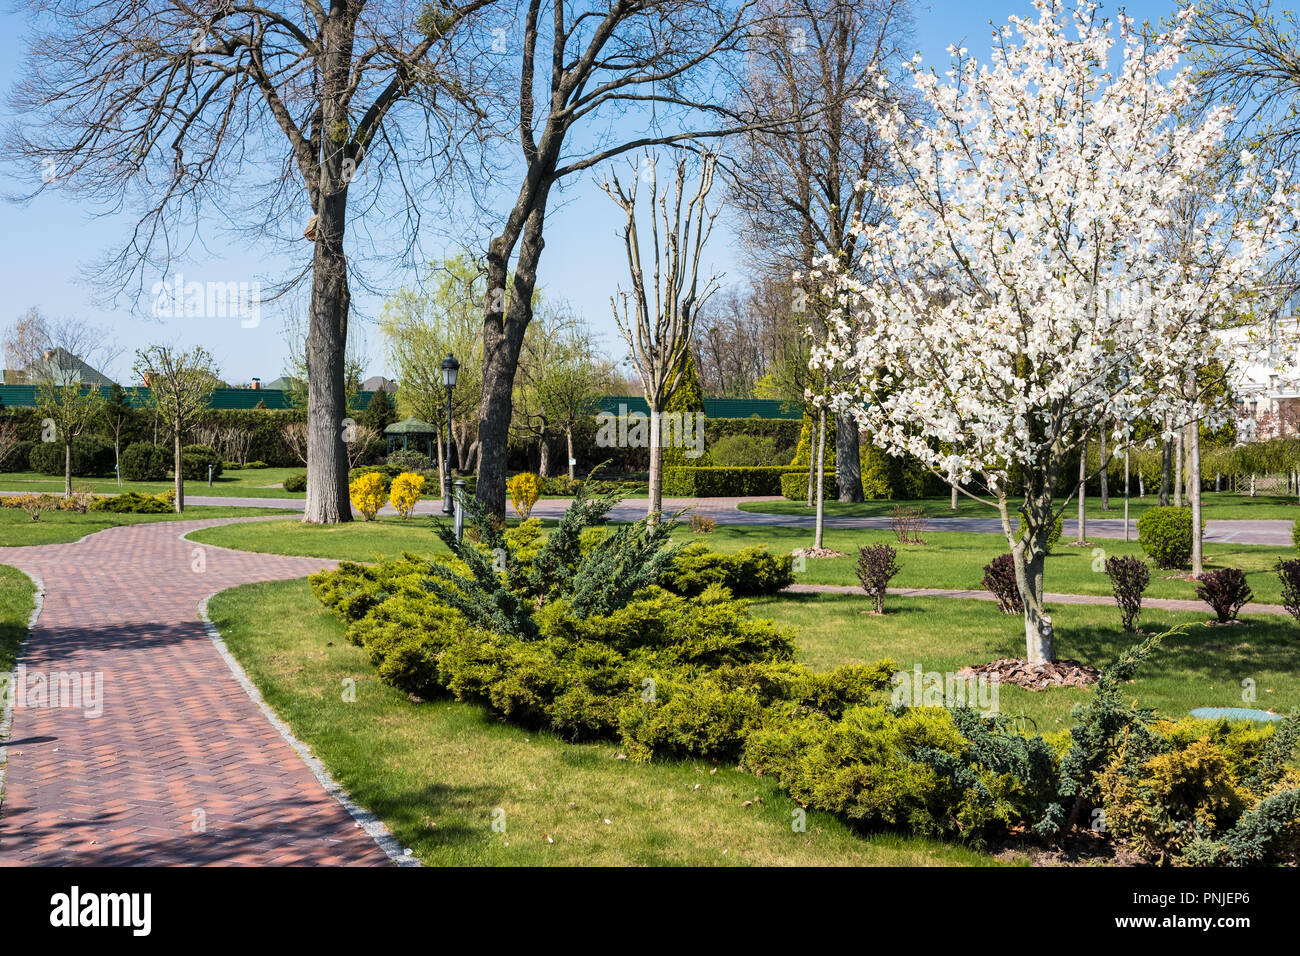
[180,444,223,481]
[120,442,169,481]
[89,490,175,513]
[1137,506,1197,569]
[282,472,307,493]
[982,553,1023,614]
[658,543,794,597]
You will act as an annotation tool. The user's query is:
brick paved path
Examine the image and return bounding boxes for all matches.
[0,518,390,866]
[164,493,1300,545]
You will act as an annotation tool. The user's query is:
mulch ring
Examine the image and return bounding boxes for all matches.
[960,658,1101,691]
[791,547,847,559]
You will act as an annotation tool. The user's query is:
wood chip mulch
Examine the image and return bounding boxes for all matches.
[959,658,1101,691]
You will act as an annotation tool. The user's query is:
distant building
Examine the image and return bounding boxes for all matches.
[362,375,398,393]
[4,348,115,387]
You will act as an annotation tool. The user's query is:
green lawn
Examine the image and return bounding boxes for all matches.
[207,579,1007,867]
[187,516,1297,605]
[740,491,1300,522]
[755,592,1300,732]
[188,514,457,561]
[0,466,306,499]
[0,564,36,673]
[0,505,298,547]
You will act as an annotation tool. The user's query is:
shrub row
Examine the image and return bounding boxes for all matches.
[663,465,806,497]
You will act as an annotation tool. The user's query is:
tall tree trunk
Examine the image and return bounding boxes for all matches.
[647,407,663,524]
[814,408,827,550]
[302,11,356,525]
[835,409,863,502]
[1159,415,1172,506]
[951,479,958,510]
[566,428,575,481]
[1099,429,1109,510]
[477,189,550,518]
[1173,431,1183,507]
[63,442,71,497]
[1189,420,1203,577]
[173,432,183,513]
[1076,432,1088,544]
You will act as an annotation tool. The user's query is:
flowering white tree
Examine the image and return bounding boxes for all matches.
[815,0,1299,663]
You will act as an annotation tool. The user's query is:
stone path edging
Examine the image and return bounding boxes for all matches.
[195,596,416,867]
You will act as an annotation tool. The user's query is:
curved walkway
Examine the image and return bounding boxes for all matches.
[175,492,1298,546]
[0,517,389,866]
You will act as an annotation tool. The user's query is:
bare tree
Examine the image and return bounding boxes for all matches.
[472,0,768,517]
[7,309,121,495]
[134,345,219,512]
[603,152,721,521]
[729,0,913,503]
[0,421,18,471]
[7,0,495,523]
[282,421,310,466]
[692,286,786,397]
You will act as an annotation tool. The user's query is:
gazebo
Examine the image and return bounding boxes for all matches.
[384,417,439,459]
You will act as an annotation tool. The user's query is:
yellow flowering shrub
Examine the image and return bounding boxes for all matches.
[349,471,387,521]
[507,472,544,518]
[389,471,426,518]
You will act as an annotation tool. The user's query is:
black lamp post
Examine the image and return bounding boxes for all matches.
[441,353,460,515]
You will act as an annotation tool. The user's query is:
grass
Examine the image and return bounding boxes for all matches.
[0,466,306,499]
[206,579,1007,866]
[755,592,1300,732]
[0,564,36,673]
[189,514,456,561]
[739,491,1300,521]
[187,516,1297,605]
[0,505,297,547]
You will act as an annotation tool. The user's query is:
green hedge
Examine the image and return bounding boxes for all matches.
[780,470,838,501]
[28,436,114,477]
[663,465,805,496]
[121,442,169,481]
[1137,506,1201,570]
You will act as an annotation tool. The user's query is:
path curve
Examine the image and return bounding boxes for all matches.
[0,516,390,866]
[166,493,1300,546]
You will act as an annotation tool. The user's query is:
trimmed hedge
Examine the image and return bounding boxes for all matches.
[283,472,307,493]
[780,470,838,501]
[1137,506,1201,570]
[663,465,805,497]
[121,442,169,481]
[180,444,224,481]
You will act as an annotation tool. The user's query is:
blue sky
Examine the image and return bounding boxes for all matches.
[0,0,1179,383]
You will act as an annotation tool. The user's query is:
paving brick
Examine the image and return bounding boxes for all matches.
[0,517,389,866]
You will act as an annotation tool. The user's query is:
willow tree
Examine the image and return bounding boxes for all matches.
[6,0,494,522]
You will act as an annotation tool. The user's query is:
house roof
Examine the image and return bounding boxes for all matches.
[29,348,116,387]
[362,375,398,393]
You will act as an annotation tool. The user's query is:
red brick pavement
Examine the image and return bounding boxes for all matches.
[0,517,391,866]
